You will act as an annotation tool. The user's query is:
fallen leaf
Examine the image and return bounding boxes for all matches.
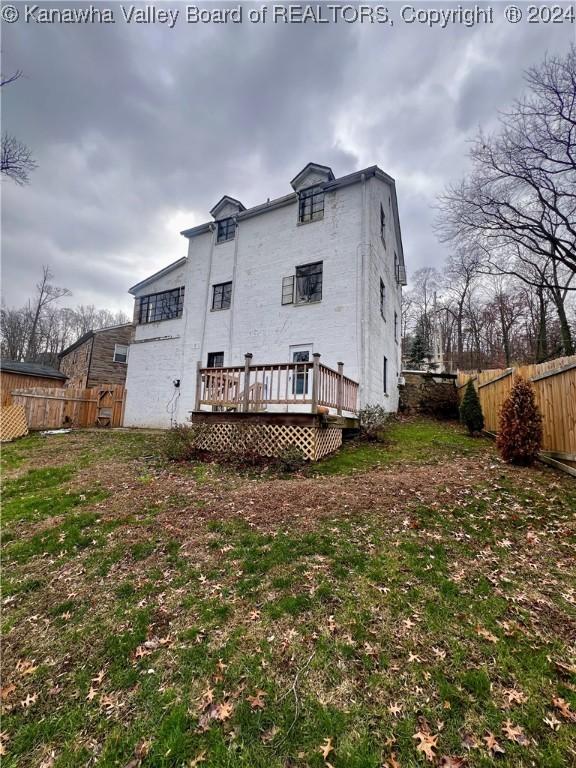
[21,692,38,709]
[320,737,334,759]
[412,731,438,762]
[543,713,561,731]
[553,696,576,722]
[475,626,498,643]
[439,758,466,768]
[461,732,479,751]
[92,669,106,685]
[86,687,97,701]
[134,739,151,759]
[483,732,505,756]
[216,700,233,721]
[247,690,267,710]
[502,719,529,745]
[383,753,401,768]
[503,688,527,706]
[189,751,206,766]
[0,683,16,701]
[388,702,403,717]
[16,659,38,676]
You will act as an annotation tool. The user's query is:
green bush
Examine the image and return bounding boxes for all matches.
[358,404,389,441]
[496,377,542,465]
[459,380,484,435]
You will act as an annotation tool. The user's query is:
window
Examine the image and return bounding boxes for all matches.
[380,278,386,319]
[394,252,399,284]
[212,281,232,310]
[383,356,388,394]
[138,287,185,324]
[207,351,224,368]
[380,204,386,243]
[216,217,235,243]
[394,311,398,343]
[292,350,310,395]
[113,343,128,364]
[298,186,324,223]
[295,262,323,304]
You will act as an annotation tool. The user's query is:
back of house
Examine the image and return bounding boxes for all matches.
[124,163,407,428]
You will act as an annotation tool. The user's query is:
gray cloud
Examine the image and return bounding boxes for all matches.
[2,4,573,313]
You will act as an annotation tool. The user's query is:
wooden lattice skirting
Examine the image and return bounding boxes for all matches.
[191,423,342,462]
[0,404,29,442]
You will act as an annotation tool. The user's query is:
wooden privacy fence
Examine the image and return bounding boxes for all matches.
[9,385,126,430]
[457,355,576,474]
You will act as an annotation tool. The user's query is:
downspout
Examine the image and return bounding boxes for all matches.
[197,225,217,374]
[228,216,241,359]
[176,256,193,422]
[360,172,369,408]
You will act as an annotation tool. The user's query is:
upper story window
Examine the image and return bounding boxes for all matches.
[217,217,235,243]
[394,311,398,343]
[138,287,185,324]
[212,281,232,310]
[281,261,323,305]
[298,186,324,223]
[113,343,128,364]
[296,261,323,303]
[380,204,386,246]
[394,252,399,284]
[380,278,386,319]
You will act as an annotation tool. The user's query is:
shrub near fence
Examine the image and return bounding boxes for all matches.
[457,355,576,475]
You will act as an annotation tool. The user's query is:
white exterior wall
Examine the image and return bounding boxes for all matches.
[124,173,404,428]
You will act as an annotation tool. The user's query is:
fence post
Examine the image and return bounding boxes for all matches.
[243,353,253,412]
[337,361,344,416]
[311,353,321,414]
[194,361,202,411]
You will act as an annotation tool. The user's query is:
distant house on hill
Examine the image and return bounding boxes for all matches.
[58,324,133,388]
[0,359,67,405]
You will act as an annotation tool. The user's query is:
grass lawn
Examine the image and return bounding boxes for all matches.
[1,420,575,767]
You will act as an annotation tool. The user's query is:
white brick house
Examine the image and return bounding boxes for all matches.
[124,163,406,429]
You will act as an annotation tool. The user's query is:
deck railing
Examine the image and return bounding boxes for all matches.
[195,353,359,415]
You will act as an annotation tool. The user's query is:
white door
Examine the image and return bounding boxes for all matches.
[289,344,313,398]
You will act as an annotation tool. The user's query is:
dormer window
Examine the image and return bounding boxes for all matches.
[217,217,235,243]
[298,186,324,223]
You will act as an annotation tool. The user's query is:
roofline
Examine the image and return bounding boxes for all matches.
[128,257,188,295]
[0,361,67,379]
[178,165,407,282]
[58,323,133,358]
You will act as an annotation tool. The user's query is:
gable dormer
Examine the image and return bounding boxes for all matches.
[290,162,335,192]
[210,195,246,221]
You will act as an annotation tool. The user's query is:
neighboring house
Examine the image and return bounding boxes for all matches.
[124,162,407,429]
[0,360,67,405]
[59,324,133,388]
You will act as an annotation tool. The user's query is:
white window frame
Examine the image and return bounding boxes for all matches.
[113,343,129,364]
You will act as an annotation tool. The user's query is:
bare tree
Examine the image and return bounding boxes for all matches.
[1,70,37,185]
[25,266,71,361]
[437,46,576,276]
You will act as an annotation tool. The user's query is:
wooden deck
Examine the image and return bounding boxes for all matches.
[194,353,359,417]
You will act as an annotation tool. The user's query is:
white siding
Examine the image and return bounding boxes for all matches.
[124,174,404,428]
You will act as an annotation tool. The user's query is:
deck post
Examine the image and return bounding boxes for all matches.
[194,361,202,411]
[311,353,321,414]
[243,353,253,412]
[337,361,344,416]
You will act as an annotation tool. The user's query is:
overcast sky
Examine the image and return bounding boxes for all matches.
[2,2,574,314]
